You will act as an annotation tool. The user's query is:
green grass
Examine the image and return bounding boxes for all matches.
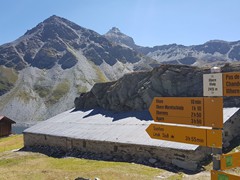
[0,153,165,180]
[5,135,240,180]
[67,46,78,58]
[0,66,18,93]
[76,84,88,93]
[34,85,51,98]
[17,91,37,103]
[166,173,184,180]
[0,135,23,153]
[47,80,70,105]
[0,66,18,83]
[89,61,108,83]
[0,135,166,180]
[45,48,58,57]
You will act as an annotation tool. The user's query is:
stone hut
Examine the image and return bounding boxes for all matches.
[23,107,240,171]
[0,116,16,137]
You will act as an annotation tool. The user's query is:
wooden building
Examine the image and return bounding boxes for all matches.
[0,116,16,137]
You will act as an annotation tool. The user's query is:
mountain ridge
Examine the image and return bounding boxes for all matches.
[1,15,240,124]
[0,15,154,123]
[104,27,240,66]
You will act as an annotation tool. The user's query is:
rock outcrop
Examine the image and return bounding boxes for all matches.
[104,27,137,49]
[75,64,240,111]
[75,64,205,111]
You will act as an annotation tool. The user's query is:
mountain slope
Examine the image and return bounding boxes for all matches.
[104,27,240,66]
[0,15,153,124]
[144,40,240,66]
[0,16,148,72]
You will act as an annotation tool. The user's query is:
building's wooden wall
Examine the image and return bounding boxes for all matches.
[0,122,11,137]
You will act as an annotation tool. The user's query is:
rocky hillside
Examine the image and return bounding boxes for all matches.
[2,15,240,124]
[0,15,153,124]
[75,64,240,111]
[104,28,240,66]
[144,41,240,66]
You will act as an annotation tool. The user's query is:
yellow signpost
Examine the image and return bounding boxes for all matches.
[211,170,240,180]
[223,72,240,96]
[220,152,240,170]
[146,124,222,148]
[149,97,223,128]
[203,71,240,179]
[146,71,240,179]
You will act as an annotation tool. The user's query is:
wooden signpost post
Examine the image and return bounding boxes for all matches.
[146,69,240,179]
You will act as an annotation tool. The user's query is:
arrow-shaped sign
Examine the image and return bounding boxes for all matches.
[146,123,222,148]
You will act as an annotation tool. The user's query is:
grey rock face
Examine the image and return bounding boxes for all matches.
[104,27,136,49]
[75,63,240,111]
[75,64,206,111]
[139,41,240,66]
[0,15,148,71]
[148,158,157,164]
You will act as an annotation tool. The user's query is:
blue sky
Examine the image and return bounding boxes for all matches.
[1,0,240,46]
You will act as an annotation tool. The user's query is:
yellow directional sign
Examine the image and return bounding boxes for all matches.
[223,72,240,96]
[220,152,240,170]
[149,97,223,128]
[204,97,223,128]
[146,124,222,148]
[211,170,240,180]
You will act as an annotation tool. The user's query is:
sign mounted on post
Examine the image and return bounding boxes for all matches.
[223,72,240,96]
[146,124,222,148]
[149,97,223,128]
[203,73,223,96]
[220,152,240,170]
[211,170,240,180]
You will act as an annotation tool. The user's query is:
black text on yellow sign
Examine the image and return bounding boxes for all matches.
[223,72,240,96]
[149,97,223,128]
[146,124,222,148]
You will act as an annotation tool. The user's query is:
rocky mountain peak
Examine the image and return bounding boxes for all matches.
[1,15,148,71]
[108,27,121,34]
[104,27,136,49]
[43,15,62,22]
[24,15,61,36]
[0,15,153,123]
[24,15,86,39]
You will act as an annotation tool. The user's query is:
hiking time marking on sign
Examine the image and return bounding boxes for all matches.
[146,124,222,148]
[149,97,223,128]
